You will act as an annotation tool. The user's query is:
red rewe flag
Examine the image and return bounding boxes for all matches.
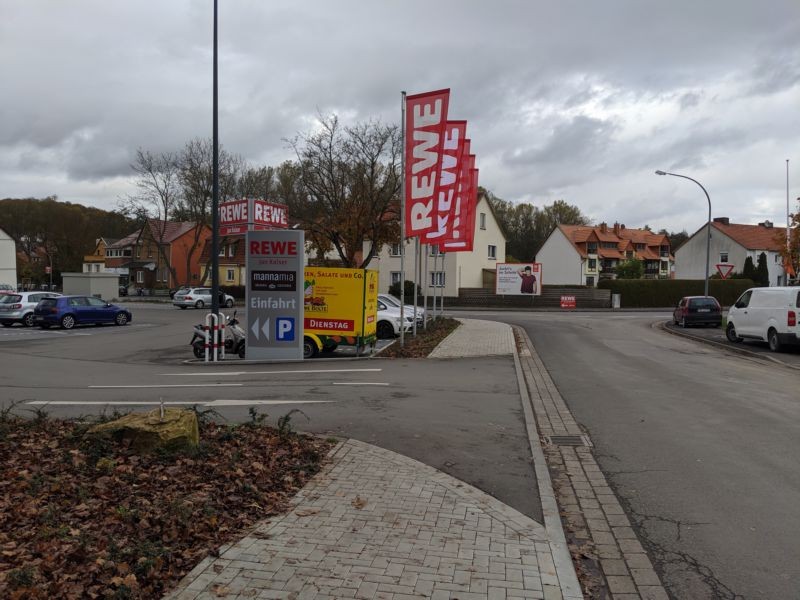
[405,89,450,237]
[422,120,467,243]
[439,149,476,251]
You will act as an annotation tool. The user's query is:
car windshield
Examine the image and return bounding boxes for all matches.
[176,288,190,294]
[0,294,21,304]
[39,298,57,308]
[692,298,718,309]
[380,296,401,307]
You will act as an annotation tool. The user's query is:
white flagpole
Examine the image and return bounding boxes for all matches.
[423,242,429,329]
[413,237,420,335]
[399,91,406,346]
[440,252,446,317]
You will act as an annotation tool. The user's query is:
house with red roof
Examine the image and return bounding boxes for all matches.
[536,222,673,286]
[105,220,210,291]
[674,217,791,286]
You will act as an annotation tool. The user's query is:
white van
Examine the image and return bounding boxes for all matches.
[726,287,800,351]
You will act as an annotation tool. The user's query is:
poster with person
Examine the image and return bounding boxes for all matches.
[495,263,542,296]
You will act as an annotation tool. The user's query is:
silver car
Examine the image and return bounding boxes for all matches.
[173,287,235,309]
[378,293,426,322]
[0,291,61,327]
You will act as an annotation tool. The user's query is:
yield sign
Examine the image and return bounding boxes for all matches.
[250,317,270,341]
[716,263,734,279]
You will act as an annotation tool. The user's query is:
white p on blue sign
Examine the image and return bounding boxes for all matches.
[245,230,304,360]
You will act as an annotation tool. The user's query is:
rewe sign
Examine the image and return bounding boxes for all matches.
[219,198,289,235]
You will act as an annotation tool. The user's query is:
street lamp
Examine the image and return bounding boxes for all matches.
[655,170,712,297]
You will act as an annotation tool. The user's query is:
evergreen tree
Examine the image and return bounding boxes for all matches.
[756,252,770,286]
[742,256,756,281]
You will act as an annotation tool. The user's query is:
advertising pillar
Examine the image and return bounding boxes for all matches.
[245,230,304,360]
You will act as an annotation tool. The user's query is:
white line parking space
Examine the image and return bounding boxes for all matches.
[332,382,389,386]
[160,368,383,377]
[88,383,243,389]
[27,399,333,407]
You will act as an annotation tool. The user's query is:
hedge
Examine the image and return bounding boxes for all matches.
[597,279,754,308]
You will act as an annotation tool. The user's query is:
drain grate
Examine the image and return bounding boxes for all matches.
[546,434,592,447]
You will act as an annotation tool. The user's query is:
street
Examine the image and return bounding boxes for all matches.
[455,309,800,600]
[3,304,799,598]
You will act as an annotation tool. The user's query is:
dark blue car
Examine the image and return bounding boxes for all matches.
[34,295,132,330]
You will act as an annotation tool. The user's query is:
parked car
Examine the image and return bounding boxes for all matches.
[33,295,132,330]
[725,287,800,352]
[672,296,722,328]
[0,283,15,294]
[0,292,61,327]
[378,293,427,321]
[172,287,235,309]
[376,300,418,339]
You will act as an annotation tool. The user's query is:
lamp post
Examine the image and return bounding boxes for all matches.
[655,170,712,297]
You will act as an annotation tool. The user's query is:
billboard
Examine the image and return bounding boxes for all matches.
[245,230,304,360]
[495,263,542,296]
[220,198,289,236]
[303,268,377,340]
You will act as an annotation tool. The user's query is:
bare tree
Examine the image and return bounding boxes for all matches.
[288,114,400,268]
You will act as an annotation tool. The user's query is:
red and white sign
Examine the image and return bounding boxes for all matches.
[405,89,450,237]
[45,266,51,274]
[560,295,577,309]
[219,198,288,236]
[716,263,734,279]
[439,149,477,252]
[422,120,466,244]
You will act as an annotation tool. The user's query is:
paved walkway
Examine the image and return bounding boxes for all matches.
[166,318,669,599]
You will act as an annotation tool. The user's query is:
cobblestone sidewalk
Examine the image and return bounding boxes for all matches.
[166,438,577,600]
[429,319,515,358]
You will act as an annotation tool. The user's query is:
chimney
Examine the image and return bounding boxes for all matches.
[600,222,607,233]
[759,220,773,228]
[613,222,620,235]
[713,217,730,225]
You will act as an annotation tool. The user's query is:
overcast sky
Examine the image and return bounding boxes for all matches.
[2,0,799,234]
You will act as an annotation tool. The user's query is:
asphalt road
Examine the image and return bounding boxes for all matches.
[453,309,799,600]
[0,302,542,523]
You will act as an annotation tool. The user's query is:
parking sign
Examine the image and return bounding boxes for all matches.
[245,230,304,360]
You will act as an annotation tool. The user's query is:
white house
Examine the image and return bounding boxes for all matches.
[364,193,506,297]
[0,227,17,289]
[536,222,672,286]
[674,217,789,286]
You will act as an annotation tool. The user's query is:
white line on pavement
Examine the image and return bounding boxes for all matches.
[332,382,389,386]
[27,399,333,406]
[88,383,243,388]
[160,368,382,376]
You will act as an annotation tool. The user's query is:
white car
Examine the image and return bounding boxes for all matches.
[173,287,235,309]
[726,287,800,352]
[0,291,61,327]
[376,300,421,339]
[378,293,426,321]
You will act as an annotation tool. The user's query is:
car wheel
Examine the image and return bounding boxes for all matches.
[193,344,205,359]
[225,298,234,308]
[115,312,128,326]
[303,336,318,359]
[725,323,742,343]
[195,300,204,309]
[377,321,395,339]
[680,317,687,328]
[23,313,35,327]
[61,314,76,330]
[768,328,782,352]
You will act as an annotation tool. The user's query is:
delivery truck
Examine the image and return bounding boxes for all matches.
[302,267,378,358]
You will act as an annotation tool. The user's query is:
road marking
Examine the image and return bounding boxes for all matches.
[27,399,332,407]
[332,382,389,386]
[88,383,243,389]
[206,400,333,406]
[160,368,383,376]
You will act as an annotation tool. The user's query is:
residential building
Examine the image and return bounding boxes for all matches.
[537,222,672,287]
[106,220,210,290]
[0,227,16,289]
[363,193,507,297]
[674,217,789,286]
[82,238,118,274]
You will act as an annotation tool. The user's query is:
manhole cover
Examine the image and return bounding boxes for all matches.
[546,434,592,447]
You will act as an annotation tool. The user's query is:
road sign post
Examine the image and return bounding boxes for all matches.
[245,230,304,360]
